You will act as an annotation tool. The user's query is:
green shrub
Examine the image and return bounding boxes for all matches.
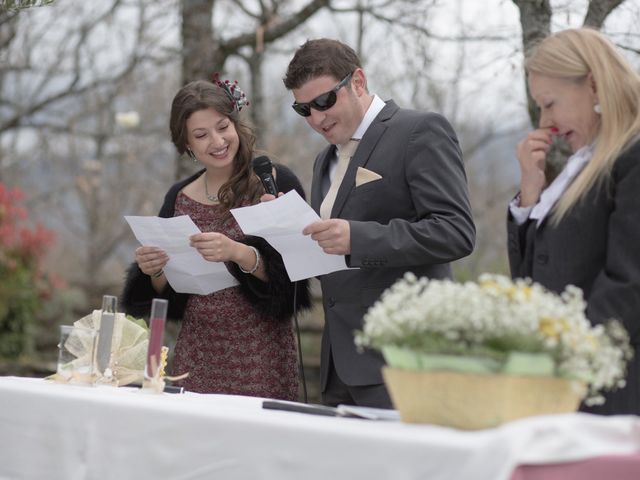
[0,184,57,359]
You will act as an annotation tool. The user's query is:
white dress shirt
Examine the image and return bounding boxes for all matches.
[327,95,386,181]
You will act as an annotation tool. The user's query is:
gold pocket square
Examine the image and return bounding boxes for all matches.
[355,167,382,187]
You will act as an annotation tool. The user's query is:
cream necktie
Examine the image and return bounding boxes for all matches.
[320,139,359,220]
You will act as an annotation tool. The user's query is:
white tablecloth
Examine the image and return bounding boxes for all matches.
[1,376,639,480]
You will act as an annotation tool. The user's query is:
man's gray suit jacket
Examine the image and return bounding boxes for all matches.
[310,100,476,390]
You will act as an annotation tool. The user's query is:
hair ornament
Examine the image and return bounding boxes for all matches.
[212,72,250,112]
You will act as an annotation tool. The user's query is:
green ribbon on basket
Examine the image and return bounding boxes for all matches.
[382,345,556,377]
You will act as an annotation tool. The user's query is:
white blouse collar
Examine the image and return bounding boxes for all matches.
[530,143,595,226]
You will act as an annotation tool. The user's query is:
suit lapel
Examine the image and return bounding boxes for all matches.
[330,101,398,219]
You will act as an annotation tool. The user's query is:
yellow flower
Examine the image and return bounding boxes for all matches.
[518,286,532,300]
[480,279,499,291]
[539,317,569,339]
[480,279,531,301]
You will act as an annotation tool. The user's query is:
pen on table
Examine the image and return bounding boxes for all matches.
[129,383,185,394]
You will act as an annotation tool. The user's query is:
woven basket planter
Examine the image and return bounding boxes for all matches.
[382,367,585,430]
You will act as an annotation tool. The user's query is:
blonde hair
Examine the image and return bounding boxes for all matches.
[525,28,640,221]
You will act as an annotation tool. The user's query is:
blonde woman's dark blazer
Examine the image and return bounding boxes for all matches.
[507,140,640,415]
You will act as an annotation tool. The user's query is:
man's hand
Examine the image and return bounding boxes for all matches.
[303,219,351,255]
[259,192,284,203]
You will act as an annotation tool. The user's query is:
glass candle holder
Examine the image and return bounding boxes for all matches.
[144,298,168,382]
[96,295,118,375]
[56,325,98,385]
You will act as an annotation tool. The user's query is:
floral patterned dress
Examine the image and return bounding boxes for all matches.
[170,192,299,400]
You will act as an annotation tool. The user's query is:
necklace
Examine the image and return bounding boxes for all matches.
[203,171,219,203]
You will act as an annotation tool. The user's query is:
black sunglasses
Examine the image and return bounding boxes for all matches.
[292,73,353,117]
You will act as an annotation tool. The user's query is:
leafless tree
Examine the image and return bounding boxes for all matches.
[512,0,627,127]
[510,0,637,203]
[0,0,179,307]
[2,0,638,316]
[0,0,55,13]
[177,0,330,178]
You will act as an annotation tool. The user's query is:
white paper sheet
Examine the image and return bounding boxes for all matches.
[124,215,239,295]
[230,190,350,281]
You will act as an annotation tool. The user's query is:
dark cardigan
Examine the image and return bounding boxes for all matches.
[121,163,311,321]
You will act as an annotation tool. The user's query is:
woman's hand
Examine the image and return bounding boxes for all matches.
[516,128,554,207]
[189,232,241,263]
[190,233,267,281]
[135,246,168,276]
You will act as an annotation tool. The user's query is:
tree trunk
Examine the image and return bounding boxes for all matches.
[247,51,265,149]
[0,10,18,182]
[177,0,330,178]
[177,0,215,180]
[513,0,627,127]
[512,0,627,182]
[512,0,552,127]
[181,0,215,85]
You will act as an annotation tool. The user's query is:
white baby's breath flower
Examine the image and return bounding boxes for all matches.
[354,273,632,405]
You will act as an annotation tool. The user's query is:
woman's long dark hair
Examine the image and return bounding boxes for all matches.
[169,80,263,213]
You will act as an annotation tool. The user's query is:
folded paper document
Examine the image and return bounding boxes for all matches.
[124,215,239,295]
[230,190,351,281]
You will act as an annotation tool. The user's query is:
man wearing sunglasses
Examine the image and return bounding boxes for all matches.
[283,38,475,409]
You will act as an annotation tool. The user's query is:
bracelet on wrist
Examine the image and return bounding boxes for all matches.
[239,246,260,274]
[151,269,164,278]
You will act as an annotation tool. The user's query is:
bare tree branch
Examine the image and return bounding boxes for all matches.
[0,0,137,133]
[215,0,330,67]
[332,1,513,43]
[228,0,260,19]
[618,43,640,55]
[583,0,625,28]
[0,9,18,48]
[0,0,55,13]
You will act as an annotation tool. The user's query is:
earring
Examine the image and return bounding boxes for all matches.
[186,147,198,163]
[594,104,602,114]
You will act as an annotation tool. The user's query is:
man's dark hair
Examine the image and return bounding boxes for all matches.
[283,38,361,90]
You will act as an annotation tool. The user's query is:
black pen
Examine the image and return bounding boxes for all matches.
[128,383,185,394]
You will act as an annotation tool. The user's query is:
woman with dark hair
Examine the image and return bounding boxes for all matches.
[122,78,310,400]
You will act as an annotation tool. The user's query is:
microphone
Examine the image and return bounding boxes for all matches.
[252,155,278,196]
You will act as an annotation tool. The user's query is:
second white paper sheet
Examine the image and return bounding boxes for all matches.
[230,190,349,281]
[124,215,239,295]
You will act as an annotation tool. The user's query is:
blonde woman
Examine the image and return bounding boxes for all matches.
[508,28,640,415]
